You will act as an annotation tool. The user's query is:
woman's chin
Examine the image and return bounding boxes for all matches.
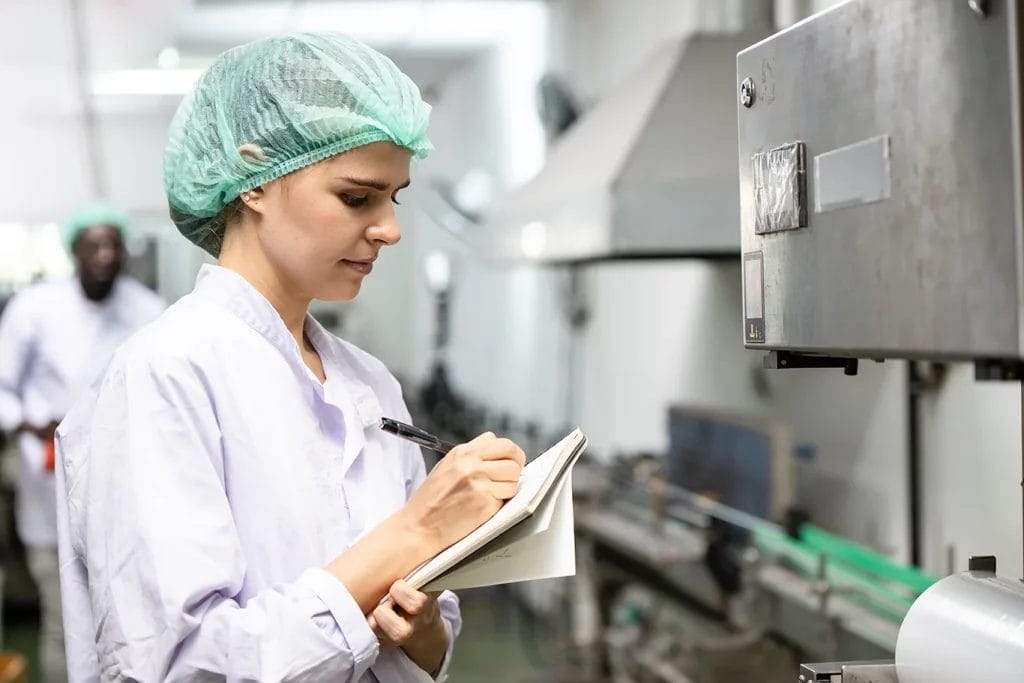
[315,279,361,303]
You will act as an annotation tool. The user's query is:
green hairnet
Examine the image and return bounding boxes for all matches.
[63,201,130,249]
[163,32,433,255]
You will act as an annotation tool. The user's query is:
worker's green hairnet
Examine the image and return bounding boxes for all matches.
[63,201,130,249]
[163,32,433,255]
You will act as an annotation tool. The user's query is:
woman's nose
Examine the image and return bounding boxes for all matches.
[366,212,401,245]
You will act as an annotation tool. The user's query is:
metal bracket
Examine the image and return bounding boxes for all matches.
[800,661,897,683]
[763,351,859,376]
[969,555,997,573]
[974,359,1024,381]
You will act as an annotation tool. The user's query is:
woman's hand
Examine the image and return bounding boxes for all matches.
[324,432,525,615]
[401,432,526,555]
[369,580,447,675]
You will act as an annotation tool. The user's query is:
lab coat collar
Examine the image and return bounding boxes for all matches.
[304,317,382,473]
[193,265,382,472]
[193,265,308,365]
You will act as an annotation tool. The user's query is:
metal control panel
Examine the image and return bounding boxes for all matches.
[737,0,1024,360]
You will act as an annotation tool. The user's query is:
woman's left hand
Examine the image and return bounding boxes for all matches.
[369,580,448,675]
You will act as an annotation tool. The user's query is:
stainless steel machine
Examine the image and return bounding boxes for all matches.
[736,1,1024,680]
[738,0,1024,364]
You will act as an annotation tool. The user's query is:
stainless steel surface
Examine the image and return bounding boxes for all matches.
[895,570,1024,683]
[737,0,1024,359]
[799,661,897,683]
[484,32,766,261]
[842,662,899,683]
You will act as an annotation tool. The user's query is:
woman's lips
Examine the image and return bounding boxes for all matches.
[342,259,374,274]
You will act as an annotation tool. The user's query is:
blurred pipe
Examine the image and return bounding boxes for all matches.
[907,362,922,567]
[68,0,106,197]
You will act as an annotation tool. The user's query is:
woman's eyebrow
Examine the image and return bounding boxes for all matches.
[335,177,411,191]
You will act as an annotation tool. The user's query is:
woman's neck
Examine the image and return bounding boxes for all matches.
[218,239,310,348]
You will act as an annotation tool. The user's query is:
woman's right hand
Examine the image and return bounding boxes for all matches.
[401,432,526,555]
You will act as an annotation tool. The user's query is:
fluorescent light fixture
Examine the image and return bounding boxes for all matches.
[92,68,203,96]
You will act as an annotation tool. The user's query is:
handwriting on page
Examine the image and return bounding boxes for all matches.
[476,547,515,565]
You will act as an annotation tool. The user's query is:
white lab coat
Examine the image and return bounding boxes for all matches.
[56,265,461,682]
[0,276,164,548]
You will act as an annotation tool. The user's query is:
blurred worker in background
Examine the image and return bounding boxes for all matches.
[0,201,164,681]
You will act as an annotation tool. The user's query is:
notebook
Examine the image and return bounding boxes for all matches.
[404,428,588,592]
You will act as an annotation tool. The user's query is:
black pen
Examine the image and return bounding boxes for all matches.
[379,417,457,455]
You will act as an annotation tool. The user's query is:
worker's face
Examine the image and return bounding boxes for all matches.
[250,141,411,302]
[73,224,125,284]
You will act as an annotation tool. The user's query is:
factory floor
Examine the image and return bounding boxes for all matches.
[1,585,572,683]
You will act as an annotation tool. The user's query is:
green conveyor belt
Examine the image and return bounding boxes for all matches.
[799,525,937,594]
[753,525,938,622]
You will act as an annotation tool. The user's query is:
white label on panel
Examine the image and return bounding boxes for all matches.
[744,255,763,319]
[814,135,892,213]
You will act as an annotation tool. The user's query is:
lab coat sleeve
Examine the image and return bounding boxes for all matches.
[400,423,463,681]
[433,590,462,682]
[72,350,379,682]
[0,292,33,431]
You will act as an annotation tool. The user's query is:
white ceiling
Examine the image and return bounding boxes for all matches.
[0,0,547,221]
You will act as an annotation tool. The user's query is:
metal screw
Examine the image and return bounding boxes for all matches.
[969,0,988,17]
[740,77,755,108]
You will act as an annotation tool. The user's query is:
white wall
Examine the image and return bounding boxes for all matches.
[920,367,1023,578]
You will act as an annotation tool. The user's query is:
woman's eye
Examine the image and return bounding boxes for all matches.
[340,194,368,208]
[391,194,402,206]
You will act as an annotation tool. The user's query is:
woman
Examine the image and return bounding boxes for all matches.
[55,32,526,682]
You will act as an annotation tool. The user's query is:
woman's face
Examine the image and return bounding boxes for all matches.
[249,141,412,302]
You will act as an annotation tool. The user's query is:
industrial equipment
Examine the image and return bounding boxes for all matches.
[737,1,1024,680]
[569,406,932,682]
[483,31,765,261]
[738,0,1024,365]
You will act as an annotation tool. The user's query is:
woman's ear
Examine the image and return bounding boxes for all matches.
[239,186,266,215]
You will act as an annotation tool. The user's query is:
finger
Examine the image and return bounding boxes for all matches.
[476,438,527,466]
[489,481,519,500]
[389,580,429,616]
[373,602,413,645]
[480,459,523,483]
[448,432,495,457]
[370,607,395,646]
